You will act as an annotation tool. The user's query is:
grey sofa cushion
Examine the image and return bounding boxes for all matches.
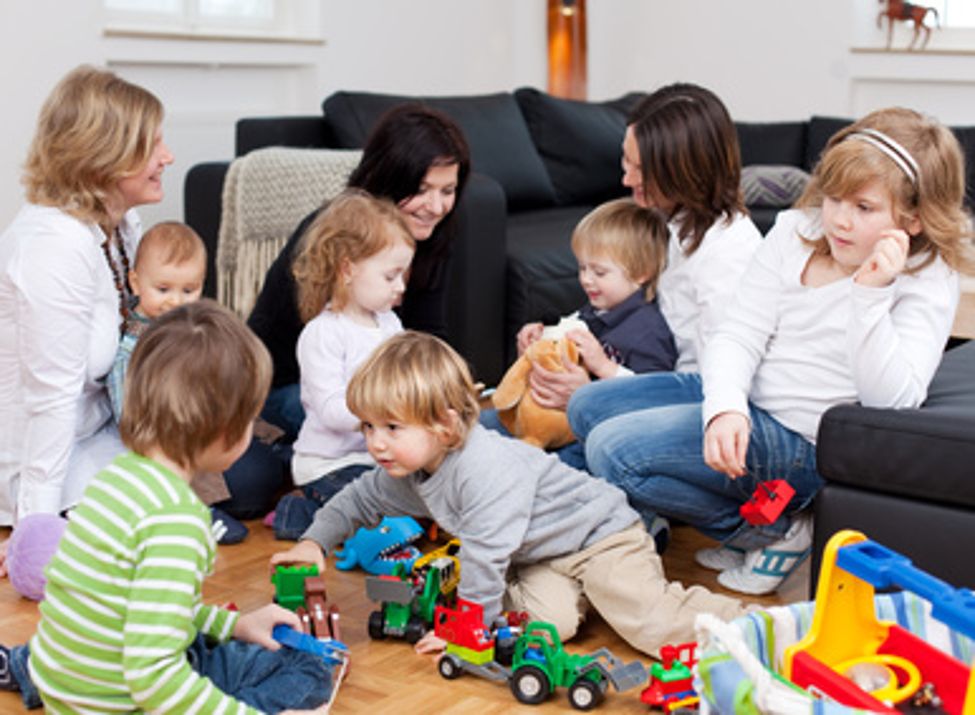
[322,91,557,210]
[740,165,810,208]
[514,88,645,206]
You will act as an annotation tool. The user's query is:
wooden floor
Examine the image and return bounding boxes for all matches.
[0,521,809,713]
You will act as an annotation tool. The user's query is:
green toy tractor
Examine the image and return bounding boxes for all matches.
[509,622,647,711]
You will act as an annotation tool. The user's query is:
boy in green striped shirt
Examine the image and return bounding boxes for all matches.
[1,301,331,713]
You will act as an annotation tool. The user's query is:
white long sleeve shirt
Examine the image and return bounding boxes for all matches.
[657,211,762,372]
[292,308,402,485]
[0,204,140,523]
[702,208,958,444]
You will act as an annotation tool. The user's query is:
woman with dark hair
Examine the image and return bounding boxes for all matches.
[246,104,471,442]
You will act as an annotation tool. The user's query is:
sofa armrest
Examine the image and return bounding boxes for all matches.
[445,172,508,386]
[815,340,975,509]
[184,161,229,298]
[236,115,333,156]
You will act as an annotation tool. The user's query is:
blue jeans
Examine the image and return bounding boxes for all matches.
[218,438,290,520]
[567,372,822,548]
[11,633,331,712]
[261,383,306,443]
[479,407,588,471]
[273,464,371,540]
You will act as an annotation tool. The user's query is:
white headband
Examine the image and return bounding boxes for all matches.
[847,128,920,187]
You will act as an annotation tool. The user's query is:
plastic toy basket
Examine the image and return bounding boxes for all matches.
[694,533,975,715]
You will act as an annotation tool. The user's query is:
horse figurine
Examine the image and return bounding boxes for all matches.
[877,0,940,50]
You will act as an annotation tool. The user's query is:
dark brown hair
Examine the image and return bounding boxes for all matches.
[347,104,470,291]
[628,83,745,255]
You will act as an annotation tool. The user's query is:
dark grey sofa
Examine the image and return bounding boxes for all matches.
[183,90,975,592]
[184,89,849,385]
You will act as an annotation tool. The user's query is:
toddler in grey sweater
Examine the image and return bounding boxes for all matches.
[271,331,745,656]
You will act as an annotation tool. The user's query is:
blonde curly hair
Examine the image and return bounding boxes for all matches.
[292,189,414,323]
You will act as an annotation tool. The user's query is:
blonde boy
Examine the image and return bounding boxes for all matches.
[12,301,331,713]
[518,197,676,379]
[273,331,746,657]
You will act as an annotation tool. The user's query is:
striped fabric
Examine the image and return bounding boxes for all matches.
[696,591,975,714]
[28,452,254,714]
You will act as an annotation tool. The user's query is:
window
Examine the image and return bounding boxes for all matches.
[920,1,975,28]
[103,0,320,41]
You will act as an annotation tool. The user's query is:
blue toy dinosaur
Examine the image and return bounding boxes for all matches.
[334,516,423,575]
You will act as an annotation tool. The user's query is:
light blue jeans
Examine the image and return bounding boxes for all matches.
[11,633,331,712]
[566,372,822,549]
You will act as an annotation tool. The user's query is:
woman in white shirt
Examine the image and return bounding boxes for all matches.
[571,107,972,596]
[0,66,172,569]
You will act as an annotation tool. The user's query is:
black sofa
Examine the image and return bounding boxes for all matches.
[184,89,975,592]
[185,89,849,387]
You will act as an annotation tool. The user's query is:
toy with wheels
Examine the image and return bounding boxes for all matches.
[783,529,975,713]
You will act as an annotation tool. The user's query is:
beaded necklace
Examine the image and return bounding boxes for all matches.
[100,229,131,332]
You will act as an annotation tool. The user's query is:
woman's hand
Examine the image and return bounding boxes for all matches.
[233,603,302,650]
[703,411,751,478]
[528,359,590,411]
[269,539,326,578]
[854,228,909,288]
[414,630,446,655]
[516,322,544,356]
[568,329,615,379]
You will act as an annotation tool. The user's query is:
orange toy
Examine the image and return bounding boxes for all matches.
[492,333,582,450]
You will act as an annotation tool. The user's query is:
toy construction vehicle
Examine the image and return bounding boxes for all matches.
[365,540,460,644]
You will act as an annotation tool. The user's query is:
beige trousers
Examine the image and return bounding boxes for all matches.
[505,523,747,657]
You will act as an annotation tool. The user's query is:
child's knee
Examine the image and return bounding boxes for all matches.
[525,604,583,642]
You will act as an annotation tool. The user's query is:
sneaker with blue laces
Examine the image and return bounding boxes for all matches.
[717,514,812,595]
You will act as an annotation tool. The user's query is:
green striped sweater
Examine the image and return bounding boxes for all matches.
[28,452,258,714]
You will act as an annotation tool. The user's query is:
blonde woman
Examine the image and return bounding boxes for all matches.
[0,66,173,562]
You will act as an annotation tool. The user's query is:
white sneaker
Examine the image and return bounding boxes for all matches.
[695,545,745,572]
[717,514,812,595]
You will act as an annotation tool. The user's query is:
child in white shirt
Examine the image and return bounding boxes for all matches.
[271,189,415,539]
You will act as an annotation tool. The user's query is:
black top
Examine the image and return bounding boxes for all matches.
[577,289,677,374]
[247,207,451,388]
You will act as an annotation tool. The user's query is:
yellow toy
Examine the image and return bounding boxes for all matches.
[783,529,975,714]
[492,318,586,450]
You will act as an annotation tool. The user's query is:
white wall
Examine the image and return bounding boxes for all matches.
[4,0,975,229]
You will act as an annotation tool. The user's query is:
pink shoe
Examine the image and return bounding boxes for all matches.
[263,511,276,527]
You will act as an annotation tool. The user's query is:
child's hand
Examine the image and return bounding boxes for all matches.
[528,359,590,410]
[704,411,750,478]
[269,539,326,578]
[0,538,8,579]
[414,630,446,655]
[516,322,544,356]
[568,329,615,379]
[233,603,302,650]
[854,229,909,288]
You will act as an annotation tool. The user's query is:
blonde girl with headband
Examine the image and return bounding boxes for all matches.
[577,107,973,595]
